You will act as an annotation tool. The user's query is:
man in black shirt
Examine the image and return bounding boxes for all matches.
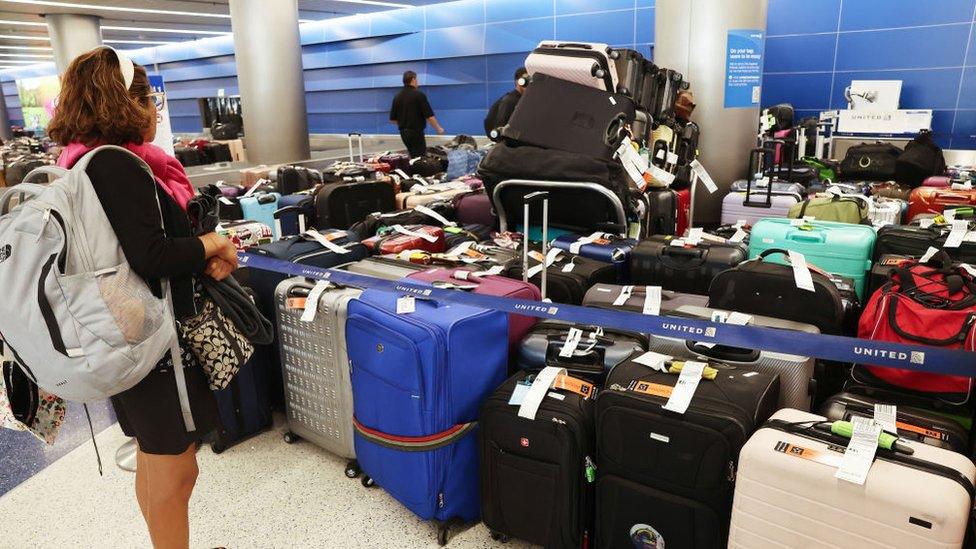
[484,67,527,135]
[390,70,444,158]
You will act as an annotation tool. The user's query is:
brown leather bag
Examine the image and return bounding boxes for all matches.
[674,90,697,121]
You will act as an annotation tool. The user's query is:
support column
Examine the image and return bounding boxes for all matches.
[229,0,310,164]
[0,92,11,141]
[655,0,768,224]
[45,14,102,73]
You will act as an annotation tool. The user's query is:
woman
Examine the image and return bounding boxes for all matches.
[47,46,238,548]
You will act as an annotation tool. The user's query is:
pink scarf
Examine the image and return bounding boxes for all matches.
[57,142,195,211]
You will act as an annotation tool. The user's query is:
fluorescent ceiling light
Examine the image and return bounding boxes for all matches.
[334,0,410,7]
[0,44,50,50]
[103,39,177,45]
[0,58,43,63]
[0,19,46,27]
[0,33,48,41]
[102,25,229,36]
[1,0,231,19]
[0,52,50,58]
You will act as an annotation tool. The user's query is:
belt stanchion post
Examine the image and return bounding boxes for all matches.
[238,251,976,378]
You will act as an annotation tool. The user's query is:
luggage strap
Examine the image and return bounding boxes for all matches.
[353,419,476,452]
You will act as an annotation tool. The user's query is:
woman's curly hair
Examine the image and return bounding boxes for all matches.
[47,47,154,146]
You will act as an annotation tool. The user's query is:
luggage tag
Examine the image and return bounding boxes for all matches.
[729,228,748,243]
[642,286,662,316]
[527,248,562,279]
[689,160,718,194]
[218,196,234,206]
[242,179,264,197]
[561,258,576,273]
[414,205,457,227]
[300,280,332,322]
[945,220,970,248]
[835,416,882,485]
[612,285,635,307]
[518,366,567,420]
[552,373,596,400]
[304,230,350,254]
[632,351,672,373]
[669,238,687,247]
[697,311,752,349]
[951,181,974,190]
[920,246,940,263]
[874,404,898,435]
[919,217,936,229]
[508,379,534,406]
[685,228,704,246]
[286,297,307,310]
[666,151,680,166]
[945,208,958,222]
[661,361,707,414]
[558,328,584,358]
[396,295,416,315]
[789,250,817,292]
[392,224,438,243]
[961,264,976,278]
[616,137,651,189]
[647,164,676,188]
[570,232,608,255]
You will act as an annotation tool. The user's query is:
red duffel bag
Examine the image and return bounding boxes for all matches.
[859,251,976,394]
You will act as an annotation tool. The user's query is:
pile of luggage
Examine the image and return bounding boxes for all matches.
[0,136,57,187]
[175,138,234,167]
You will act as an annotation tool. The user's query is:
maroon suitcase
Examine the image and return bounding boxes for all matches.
[454,191,496,228]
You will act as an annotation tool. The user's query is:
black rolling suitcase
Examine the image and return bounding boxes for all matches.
[613,48,646,101]
[500,73,635,160]
[630,236,748,294]
[642,188,678,235]
[211,343,273,453]
[175,146,202,167]
[650,69,685,122]
[514,320,647,385]
[275,165,322,195]
[873,222,976,264]
[348,200,456,240]
[313,181,396,230]
[479,371,596,548]
[596,354,780,549]
[504,250,616,305]
[638,60,660,113]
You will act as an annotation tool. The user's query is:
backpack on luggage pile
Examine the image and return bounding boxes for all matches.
[896,130,946,188]
[0,146,181,408]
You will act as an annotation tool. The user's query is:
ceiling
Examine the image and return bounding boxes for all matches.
[0,0,448,68]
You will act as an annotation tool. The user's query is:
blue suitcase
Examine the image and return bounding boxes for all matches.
[211,343,274,453]
[240,192,282,238]
[274,192,315,237]
[345,287,508,540]
[748,218,876,299]
[246,230,368,408]
[551,233,638,282]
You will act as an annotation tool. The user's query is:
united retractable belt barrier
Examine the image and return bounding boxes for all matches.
[239,252,975,377]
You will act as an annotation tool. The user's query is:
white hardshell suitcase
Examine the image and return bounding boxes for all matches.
[275,277,361,476]
[525,41,619,92]
[730,408,976,549]
[720,189,802,227]
[649,305,819,410]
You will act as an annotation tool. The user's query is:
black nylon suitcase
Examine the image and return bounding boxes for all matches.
[651,69,685,122]
[500,73,635,161]
[643,188,678,235]
[638,60,660,113]
[873,223,976,264]
[613,48,645,101]
[514,320,647,385]
[479,371,596,548]
[504,249,617,305]
[630,236,748,294]
[596,355,779,549]
[275,165,322,195]
[314,181,396,230]
[582,283,709,312]
[348,200,456,240]
[211,342,274,453]
[175,146,202,167]
[819,391,970,454]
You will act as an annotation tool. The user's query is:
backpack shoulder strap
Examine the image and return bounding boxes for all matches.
[69,145,152,176]
[21,165,67,185]
[0,183,48,215]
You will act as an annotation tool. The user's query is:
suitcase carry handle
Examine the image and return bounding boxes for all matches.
[934,192,976,205]
[685,340,760,362]
[786,232,826,244]
[662,245,704,258]
[348,132,364,163]
[544,339,606,368]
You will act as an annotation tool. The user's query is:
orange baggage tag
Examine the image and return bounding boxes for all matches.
[628,380,674,399]
[286,297,307,310]
[553,374,596,400]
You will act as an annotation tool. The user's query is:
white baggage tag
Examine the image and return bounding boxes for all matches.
[689,160,718,194]
[835,416,882,485]
[570,232,605,255]
[518,366,566,420]
[392,224,438,243]
[414,204,456,226]
[608,96,617,106]
[304,231,350,254]
[396,295,416,315]
[951,182,973,190]
[735,220,748,228]
[685,228,704,246]
[945,220,969,248]
[666,151,680,166]
[945,209,958,222]
[243,179,265,197]
[561,260,576,273]
[613,285,635,307]
[616,144,647,187]
[558,328,584,358]
[446,240,474,257]
[726,312,754,326]
[273,219,283,239]
[642,286,662,316]
[526,248,562,279]
[394,169,410,179]
[298,214,307,235]
[961,264,976,277]
[508,382,531,406]
[218,197,233,205]
[655,149,666,160]
[920,246,940,263]
[729,228,748,243]
[826,186,844,197]
[670,238,686,247]
[648,164,676,187]
[300,280,332,323]
[874,404,898,434]
[919,217,935,229]
[662,361,707,414]
[632,351,672,373]
[789,250,816,292]
[700,232,727,244]
[484,265,506,276]
[790,218,805,227]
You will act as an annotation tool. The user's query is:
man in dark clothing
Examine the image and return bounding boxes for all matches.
[484,67,528,135]
[390,70,444,158]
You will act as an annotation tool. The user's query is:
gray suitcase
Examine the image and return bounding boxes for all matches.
[648,305,820,411]
[720,190,802,227]
[275,277,361,477]
[581,283,708,312]
[339,256,426,281]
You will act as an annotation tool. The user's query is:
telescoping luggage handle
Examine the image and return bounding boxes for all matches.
[744,140,795,208]
[523,190,549,300]
[348,132,364,163]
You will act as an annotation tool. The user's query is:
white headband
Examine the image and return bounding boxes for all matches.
[95,45,134,90]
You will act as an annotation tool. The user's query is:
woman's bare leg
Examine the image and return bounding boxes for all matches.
[135,443,199,549]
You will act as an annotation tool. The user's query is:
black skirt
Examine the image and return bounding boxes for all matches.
[111,346,220,455]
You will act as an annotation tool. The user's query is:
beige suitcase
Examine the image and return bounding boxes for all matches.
[395,181,473,209]
[730,408,975,549]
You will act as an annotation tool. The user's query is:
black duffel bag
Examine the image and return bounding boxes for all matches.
[839,142,902,181]
[895,130,946,188]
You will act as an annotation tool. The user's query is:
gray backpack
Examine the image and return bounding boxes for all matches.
[0,146,194,430]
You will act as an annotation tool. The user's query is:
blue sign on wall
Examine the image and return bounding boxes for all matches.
[724,29,765,109]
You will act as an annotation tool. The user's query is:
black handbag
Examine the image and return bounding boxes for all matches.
[896,130,946,188]
[839,142,903,181]
[211,120,240,140]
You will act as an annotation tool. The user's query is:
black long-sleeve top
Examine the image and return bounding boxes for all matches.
[86,148,205,319]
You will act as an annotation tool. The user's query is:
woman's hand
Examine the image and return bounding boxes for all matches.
[205,257,235,281]
[199,232,239,269]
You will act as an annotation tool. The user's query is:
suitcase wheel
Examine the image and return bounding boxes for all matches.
[437,525,450,546]
[211,441,226,454]
[283,431,300,444]
[489,531,509,543]
[344,460,361,479]
[361,475,376,488]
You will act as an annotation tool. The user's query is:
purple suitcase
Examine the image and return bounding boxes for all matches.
[406,267,540,353]
[218,184,245,198]
[454,191,496,228]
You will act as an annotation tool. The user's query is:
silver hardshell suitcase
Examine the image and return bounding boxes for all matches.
[339,257,426,280]
[730,408,976,549]
[720,190,802,227]
[525,41,619,92]
[648,305,819,410]
[275,277,361,477]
